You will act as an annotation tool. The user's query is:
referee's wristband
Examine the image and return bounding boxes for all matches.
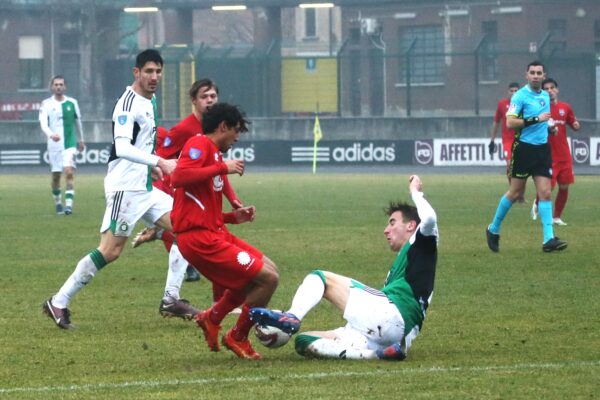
[523,116,540,127]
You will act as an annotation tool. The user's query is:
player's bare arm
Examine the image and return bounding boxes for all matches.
[157,158,177,175]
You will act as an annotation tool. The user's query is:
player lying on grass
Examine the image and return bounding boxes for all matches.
[251,175,438,361]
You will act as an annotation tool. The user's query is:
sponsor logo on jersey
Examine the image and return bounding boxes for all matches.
[559,108,565,116]
[189,147,202,160]
[117,115,127,125]
[213,175,223,191]
[164,137,172,147]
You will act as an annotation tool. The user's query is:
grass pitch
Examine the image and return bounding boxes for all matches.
[0,171,598,399]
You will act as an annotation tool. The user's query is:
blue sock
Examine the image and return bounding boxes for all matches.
[489,195,514,234]
[538,200,554,243]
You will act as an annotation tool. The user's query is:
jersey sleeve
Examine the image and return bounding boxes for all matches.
[565,104,577,128]
[171,139,228,188]
[494,101,504,123]
[506,93,523,118]
[411,191,438,239]
[38,101,54,138]
[112,107,136,141]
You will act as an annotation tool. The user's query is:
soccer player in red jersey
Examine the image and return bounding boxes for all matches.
[532,78,580,225]
[134,80,244,318]
[171,103,279,359]
[489,82,520,194]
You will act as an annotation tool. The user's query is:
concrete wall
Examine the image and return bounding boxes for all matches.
[1,117,599,145]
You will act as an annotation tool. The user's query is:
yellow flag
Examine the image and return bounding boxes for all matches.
[313,115,323,143]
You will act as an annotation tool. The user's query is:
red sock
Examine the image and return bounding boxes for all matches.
[162,231,174,252]
[231,305,254,341]
[209,290,244,325]
[212,283,226,303]
[554,188,568,218]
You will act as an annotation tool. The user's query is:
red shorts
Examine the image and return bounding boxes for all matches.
[552,161,574,187]
[176,229,264,291]
[502,138,515,164]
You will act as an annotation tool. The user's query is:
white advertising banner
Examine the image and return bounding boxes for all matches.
[433,138,506,166]
[590,138,600,166]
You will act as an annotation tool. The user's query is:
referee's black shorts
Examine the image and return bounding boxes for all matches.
[508,141,552,179]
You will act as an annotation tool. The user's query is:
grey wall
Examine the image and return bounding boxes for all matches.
[2,117,599,144]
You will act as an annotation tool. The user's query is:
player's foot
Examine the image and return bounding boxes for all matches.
[55,204,64,215]
[222,330,262,360]
[64,206,72,215]
[486,226,500,253]
[185,266,201,282]
[542,237,567,253]
[159,298,200,320]
[552,218,568,226]
[42,298,74,330]
[530,203,538,220]
[249,308,301,334]
[195,309,221,351]
[131,227,158,248]
[376,343,406,361]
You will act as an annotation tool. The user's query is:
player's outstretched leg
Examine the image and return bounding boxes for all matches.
[249,308,301,334]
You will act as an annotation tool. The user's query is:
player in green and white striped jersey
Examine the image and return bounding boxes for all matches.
[39,75,84,215]
[251,175,438,361]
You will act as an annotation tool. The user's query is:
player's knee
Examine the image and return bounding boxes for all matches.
[260,263,279,288]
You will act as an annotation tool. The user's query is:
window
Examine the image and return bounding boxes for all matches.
[19,36,44,89]
[304,8,316,38]
[480,21,498,81]
[548,18,566,53]
[399,25,444,84]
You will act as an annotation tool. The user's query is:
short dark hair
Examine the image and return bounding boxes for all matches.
[50,75,65,86]
[542,77,558,88]
[385,201,420,225]
[135,49,163,69]
[202,103,250,135]
[508,82,520,89]
[189,79,219,99]
[527,60,545,72]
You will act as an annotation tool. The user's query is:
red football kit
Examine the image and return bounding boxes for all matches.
[495,98,517,161]
[171,135,263,291]
[548,101,577,186]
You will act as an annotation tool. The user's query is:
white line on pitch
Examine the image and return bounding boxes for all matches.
[1,360,598,395]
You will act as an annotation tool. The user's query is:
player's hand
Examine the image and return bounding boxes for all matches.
[488,140,497,156]
[538,112,552,122]
[409,175,422,193]
[232,206,256,223]
[225,160,245,176]
[230,199,244,209]
[51,134,60,142]
[157,158,176,176]
[77,141,85,152]
[573,120,581,130]
[151,166,163,181]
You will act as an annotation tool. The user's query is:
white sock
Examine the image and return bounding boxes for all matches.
[288,273,325,320]
[163,244,188,301]
[65,190,74,208]
[306,338,377,360]
[52,255,98,308]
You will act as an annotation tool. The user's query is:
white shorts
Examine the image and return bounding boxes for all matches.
[48,148,77,172]
[100,189,173,237]
[333,282,405,351]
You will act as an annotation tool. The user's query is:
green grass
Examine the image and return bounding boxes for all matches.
[0,172,599,399]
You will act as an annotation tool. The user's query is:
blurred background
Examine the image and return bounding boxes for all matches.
[1,0,599,166]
